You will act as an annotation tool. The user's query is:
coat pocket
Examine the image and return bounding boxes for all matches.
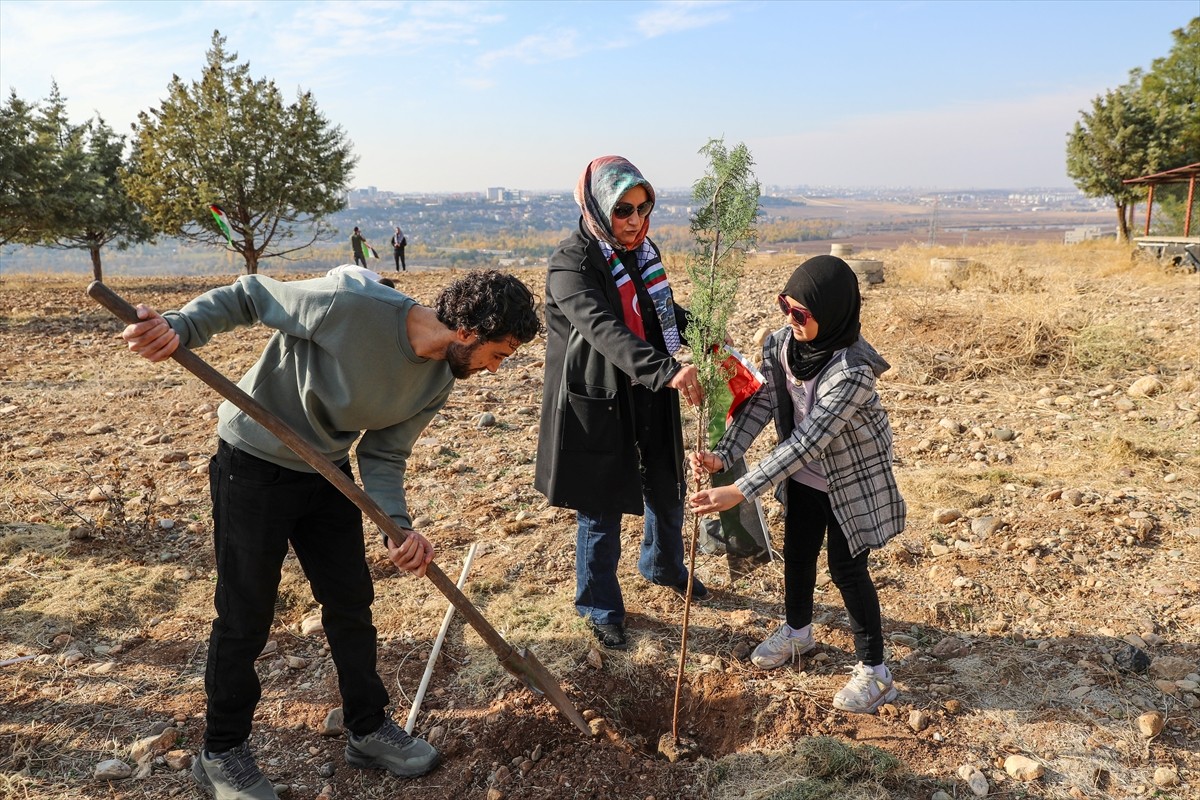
[562,383,619,451]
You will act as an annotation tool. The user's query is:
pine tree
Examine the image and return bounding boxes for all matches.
[125,30,356,274]
[0,85,152,279]
[670,138,759,743]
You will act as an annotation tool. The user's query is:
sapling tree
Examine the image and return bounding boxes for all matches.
[668,138,759,745]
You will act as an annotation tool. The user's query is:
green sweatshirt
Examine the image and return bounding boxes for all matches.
[164,271,454,529]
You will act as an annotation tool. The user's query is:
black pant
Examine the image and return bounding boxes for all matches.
[205,440,388,751]
[783,481,884,665]
[354,252,367,267]
[393,244,406,271]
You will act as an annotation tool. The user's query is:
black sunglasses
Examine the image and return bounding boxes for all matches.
[777,294,813,326]
[612,200,654,220]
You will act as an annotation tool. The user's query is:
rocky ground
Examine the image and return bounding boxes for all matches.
[0,242,1197,800]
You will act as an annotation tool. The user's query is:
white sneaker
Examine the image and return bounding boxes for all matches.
[750,624,816,669]
[833,662,897,713]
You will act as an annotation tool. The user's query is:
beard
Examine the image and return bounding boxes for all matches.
[446,339,482,379]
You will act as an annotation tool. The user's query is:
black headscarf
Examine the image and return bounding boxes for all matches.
[782,255,862,380]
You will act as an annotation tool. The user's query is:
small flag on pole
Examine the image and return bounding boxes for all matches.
[365,243,379,259]
[716,344,765,423]
[209,204,234,246]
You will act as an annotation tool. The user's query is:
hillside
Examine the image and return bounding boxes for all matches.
[0,242,1196,800]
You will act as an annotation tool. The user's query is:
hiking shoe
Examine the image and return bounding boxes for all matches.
[345,718,440,778]
[750,624,816,669]
[669,576,710,603]
[833,662,898,714]
[192,741,279,800]
[589,620,628,650]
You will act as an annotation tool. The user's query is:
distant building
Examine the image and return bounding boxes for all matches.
[1064,225,1112,244]
[486,187,522,203]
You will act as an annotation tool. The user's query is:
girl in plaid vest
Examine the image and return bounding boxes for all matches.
[690,255,906,714]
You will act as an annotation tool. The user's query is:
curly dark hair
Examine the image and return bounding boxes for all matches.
[434,270,543,343]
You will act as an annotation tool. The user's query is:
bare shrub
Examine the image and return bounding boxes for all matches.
[36,459,160,541]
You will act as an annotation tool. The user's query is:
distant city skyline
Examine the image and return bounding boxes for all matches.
[344,183,1106,198]
[1,1,1195,193]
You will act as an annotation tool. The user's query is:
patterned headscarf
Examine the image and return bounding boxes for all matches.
[574,156,656,252]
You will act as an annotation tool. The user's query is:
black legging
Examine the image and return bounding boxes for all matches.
[783,480,884,665]
[393,243,406,271]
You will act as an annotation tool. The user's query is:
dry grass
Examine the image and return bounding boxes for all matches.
[1,243,1197,798]
[705,736,915,800]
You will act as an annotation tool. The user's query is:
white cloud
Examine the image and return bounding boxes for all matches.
[0,2,214,125]
[261,1,504,81]
[476,29,583,69]
[635,0,733,39]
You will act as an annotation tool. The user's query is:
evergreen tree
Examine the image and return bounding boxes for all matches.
[1065,85,1160,241]
[1140,18,1200,167]
[1132,18,1200,234]
[671,138,759,742]
[685,139,760,400]
[41,115,155,281]
[1066,19,1199,240]
[0,85,151,279]
[0,88,63,246]
[125,30,356,274]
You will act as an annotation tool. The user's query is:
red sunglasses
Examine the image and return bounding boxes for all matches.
[777,295,813,326]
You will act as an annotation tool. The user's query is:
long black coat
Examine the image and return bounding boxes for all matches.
[534,223,688,515]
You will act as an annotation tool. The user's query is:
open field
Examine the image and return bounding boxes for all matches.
[1,242,1197,799]
[764,198,1117,255]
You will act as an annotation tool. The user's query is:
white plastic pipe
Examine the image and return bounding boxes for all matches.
[405,542,480,734]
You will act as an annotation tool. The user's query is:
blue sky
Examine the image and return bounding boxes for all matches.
[0,1,1194,193]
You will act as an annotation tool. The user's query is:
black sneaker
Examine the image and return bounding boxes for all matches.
[345,718,440,778]
[589,620,628,650]
[192,741,279,799]
[670,576,711,603]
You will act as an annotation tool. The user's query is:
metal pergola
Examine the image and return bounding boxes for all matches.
[1123,162,1200,236]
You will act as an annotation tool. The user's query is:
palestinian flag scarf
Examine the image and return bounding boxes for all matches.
[575,155,680,355]
[598,239,681,355]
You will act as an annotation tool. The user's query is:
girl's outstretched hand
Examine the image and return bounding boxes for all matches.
[690,485,745,515]
[689,451,724,482]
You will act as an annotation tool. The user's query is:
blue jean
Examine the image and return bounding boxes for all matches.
[205,440,389,751]
[574,488,690,626]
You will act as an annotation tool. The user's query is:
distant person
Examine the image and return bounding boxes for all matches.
[326,263,395,288]
[351,227,368,267]
[690,255,906,715]
[535,155,708,651]
[391,225,408,271]
[119,269,542,800]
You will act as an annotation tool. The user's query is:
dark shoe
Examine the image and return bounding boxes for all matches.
[670,577,710,603]
[192,742,279,799]
[589,620,628,650]
[345,718,440,778]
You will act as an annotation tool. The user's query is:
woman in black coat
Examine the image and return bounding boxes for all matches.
[535,155,708,650]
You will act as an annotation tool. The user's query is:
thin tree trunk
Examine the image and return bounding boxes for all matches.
[671,401,707,742]
[1115,203,1129,243]
[90,245,103,282]
[243,236,258,274]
